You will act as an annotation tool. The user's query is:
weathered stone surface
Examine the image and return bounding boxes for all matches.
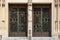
[1,37,59,40]
[2,37,28,40]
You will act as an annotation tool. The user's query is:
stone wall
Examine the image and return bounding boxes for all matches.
[0,0,60,38]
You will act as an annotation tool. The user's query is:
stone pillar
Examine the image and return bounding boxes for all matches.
[55,0,60,34]
[28,0,32,40]
[58,0,60,32]
[59,0,60,33]
[54,0,60,36]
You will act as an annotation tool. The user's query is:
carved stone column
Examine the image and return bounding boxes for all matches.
[54,0,60,34]
[28,0,32,40]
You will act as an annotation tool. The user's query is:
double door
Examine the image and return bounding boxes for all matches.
[33,4,51,37]
[9,4,51,37]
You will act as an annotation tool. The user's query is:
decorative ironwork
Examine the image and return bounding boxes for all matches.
[33,5,51,36]
[9,7,17,32]
[33,8,41,32]
[9,5,27,36]
[19,8,27,32]
[33,8,51,32]
[42,8,51,32]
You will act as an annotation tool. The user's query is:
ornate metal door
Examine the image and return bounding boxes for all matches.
[33,4,51,37]
[9,4,27,37]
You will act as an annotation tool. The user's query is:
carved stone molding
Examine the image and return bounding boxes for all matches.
[54,0,60,6]
[28,0,32,40]
[0,0,5,7]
